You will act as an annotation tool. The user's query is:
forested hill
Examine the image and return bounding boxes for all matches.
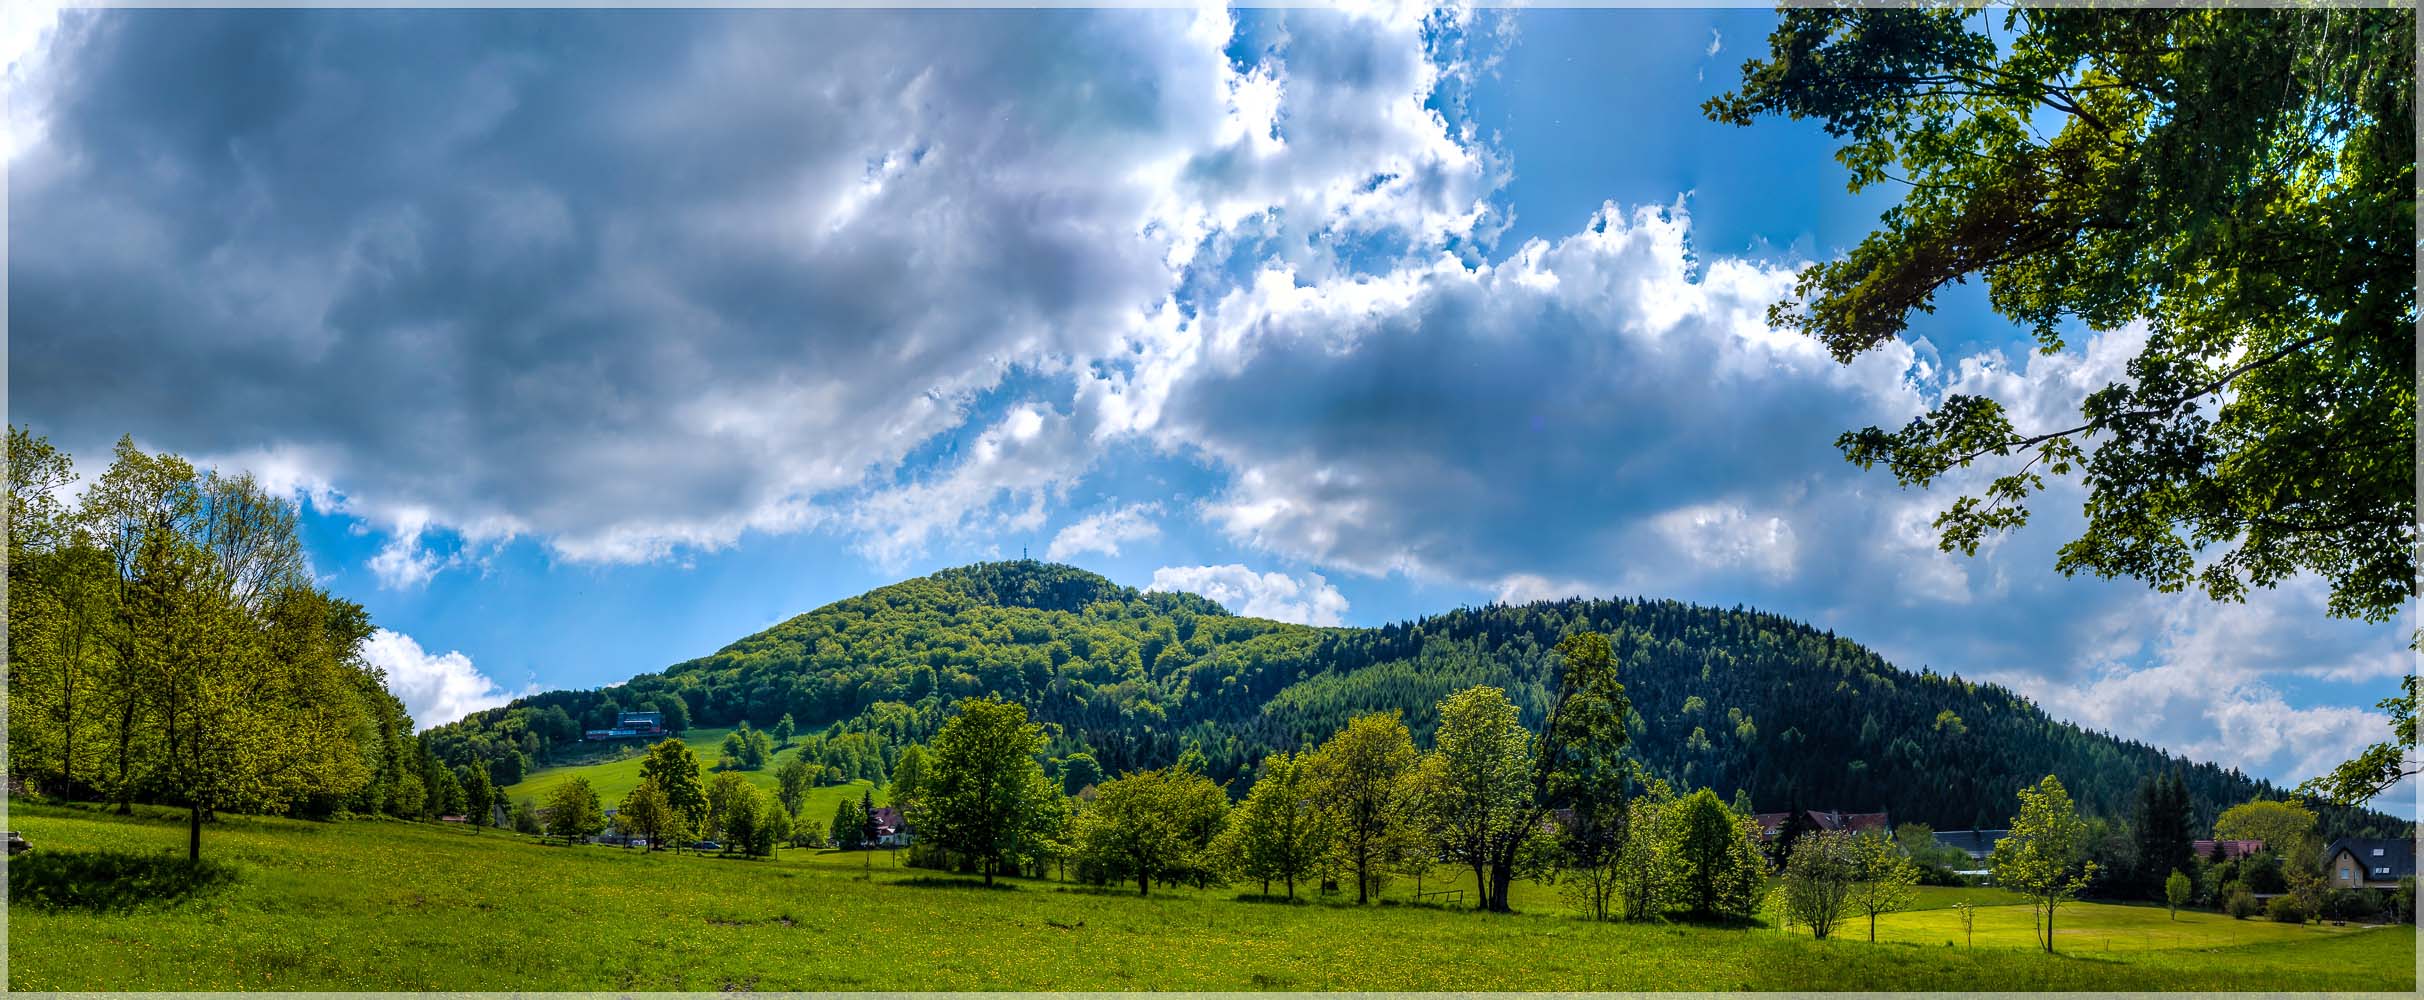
[424,561,2403,836]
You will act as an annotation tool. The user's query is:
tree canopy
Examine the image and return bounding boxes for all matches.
[1710,5,2415,622]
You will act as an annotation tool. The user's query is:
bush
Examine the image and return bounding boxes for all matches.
[2321,889,2381,922]
[6,849,237,913]
[1914,863,1967,887]
[2265,897,2308,924]
[2225,888,2260,919]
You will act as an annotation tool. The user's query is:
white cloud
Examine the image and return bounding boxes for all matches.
[1705,28,1721,58]
[1047,501,1163,560]
[1149,564,1350,627]
[14,7,1510,585]
[359,628,528,730]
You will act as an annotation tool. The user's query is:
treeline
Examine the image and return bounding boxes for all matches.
[421,561,2403,840]
[5,429,452,858]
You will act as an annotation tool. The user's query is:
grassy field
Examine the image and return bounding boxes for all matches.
[500,727,882,823]
[6,800,2414,991]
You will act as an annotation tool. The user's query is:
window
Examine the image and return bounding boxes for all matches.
[2341,865,2354,879]
[2375,867,2391,876]
[2372,848,2384,856]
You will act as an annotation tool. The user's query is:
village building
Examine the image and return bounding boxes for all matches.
[869,806,909,846]
[2193,838,2265,861]
[2322,837,2416,891]
[1751,808,1891,840]
[583,710,668,742]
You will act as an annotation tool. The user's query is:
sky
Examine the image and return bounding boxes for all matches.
[6,5,2411,812]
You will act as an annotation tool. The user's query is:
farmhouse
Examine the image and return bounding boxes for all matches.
[583,710,668,742]
[2193,838,2265,861]
[2322,837,2416,891]
[870,806,909,846]
[1751,808,1891,840]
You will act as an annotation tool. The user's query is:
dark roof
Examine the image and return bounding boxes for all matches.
[1752,809,1890,838]
[1933,829,2009,857]
[2322,837,2416,880]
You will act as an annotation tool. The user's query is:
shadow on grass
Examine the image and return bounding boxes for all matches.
[897,875,1021,891]
[5,849,237,913]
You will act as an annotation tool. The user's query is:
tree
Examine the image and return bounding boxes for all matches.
[831,797,866,850]
[1305,711,1423,904]
[544,777,605,844]
[2131,771,2195,898]
[640,739,708,831]
[1848,831,1920,942]
[1216,751,1327,899]
[753,793,791,857]
[2301,675,2417,806]
[1614,769,1682,921]
[510,799,542,835]
[1671,788,1762,921]
[1710,7,2416,624]
[1990,774,2098,953]
[1782,829,1859,940]
[2213,798,2321,872]
[888,743,932,819]
[704,772,757,851]
[1058,752,1104,797]
[775,756,811,818]
[2165,869,2192,921]
[913,697,1061,885]
[458,766,496,832]
[619,778,673,852]
[1485,631,1634,914]
[773,713,796,748]
[1419,685,1537,912]
[1075,766,1230,896]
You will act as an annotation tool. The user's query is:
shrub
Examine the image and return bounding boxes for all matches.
[7,849,237,913]
[2265,897,2308,924]
[2225,888,2259,919]
[2321,889,2381,922]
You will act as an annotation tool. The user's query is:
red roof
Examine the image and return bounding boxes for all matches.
[2194,838,2264,860]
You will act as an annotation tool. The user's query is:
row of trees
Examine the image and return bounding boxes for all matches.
[7,429,436,860]
[894,634,1787,924]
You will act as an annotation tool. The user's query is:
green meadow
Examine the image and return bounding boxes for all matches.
[500,728,882,823]
[6,800,2412,992]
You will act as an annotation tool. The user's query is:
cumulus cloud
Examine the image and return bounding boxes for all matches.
[11,6,1500,578]
[1149,564,1349,627]
[1047,501,1163,560]
[359,628,528,730]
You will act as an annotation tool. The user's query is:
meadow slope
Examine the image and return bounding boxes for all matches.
[5,801,2413,992]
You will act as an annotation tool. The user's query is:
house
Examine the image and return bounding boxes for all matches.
[870,806,909,846]
[1932,829,2009,862]
[1751,809,1892,840]
[2193,838,2265,861]
[583,710,668,742]
[2322,837,2416,891]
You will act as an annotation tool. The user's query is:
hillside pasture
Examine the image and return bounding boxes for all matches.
[500,728,882,823]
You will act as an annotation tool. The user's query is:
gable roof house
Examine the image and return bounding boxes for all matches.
[2323,837,2416,891]
[870,806,909,846]
[1751,809,1892,841]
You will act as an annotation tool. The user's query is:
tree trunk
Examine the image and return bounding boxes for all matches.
[1138,872,1150,897]
[1356,843,1370,904]
[1488,865,1515,914]
[982,857,994,887]
[188,802,203,862]
[1285,873,1295,900]
[114,699,137,815]
[1471,861,1487,908]
[1868,911,1877,942]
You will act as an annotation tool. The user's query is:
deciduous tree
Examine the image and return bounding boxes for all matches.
[1991,774,2098,953]
[914,697,1061,885]
[1306,711,1422,904]
[1710,7,2416,623]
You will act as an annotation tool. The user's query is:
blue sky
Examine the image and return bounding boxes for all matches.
[7,5,2408,810]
